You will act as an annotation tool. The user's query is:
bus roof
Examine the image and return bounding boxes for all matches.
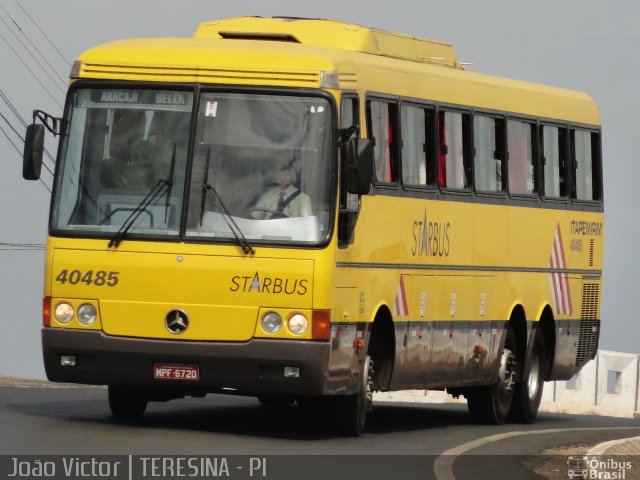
[74,16,600,126]
[194,17,460,68]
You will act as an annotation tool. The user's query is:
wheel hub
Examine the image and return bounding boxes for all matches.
[527,349,541,400]
[499,348,517,393]
[364,357,374,412]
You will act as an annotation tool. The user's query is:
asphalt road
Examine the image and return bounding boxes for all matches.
[1,385,639,479]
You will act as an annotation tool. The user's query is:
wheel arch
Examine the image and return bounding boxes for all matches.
[367,304,395,391]
[537,304,556,380]
[508,304,527,374]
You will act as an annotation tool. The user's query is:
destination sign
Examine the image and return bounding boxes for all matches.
[76,89,193,110]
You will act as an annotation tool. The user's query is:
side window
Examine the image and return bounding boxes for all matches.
[473,115,505,193]
[572,129,602,201]
[401,104,436,187]
[507,120,537,195]
[340,95,360,211]
[541,125,569,198]
[367,99,399,183]
[439,110,471,189]
[340,96,359,130]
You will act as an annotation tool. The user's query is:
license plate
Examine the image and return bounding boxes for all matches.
[153,363,200,381]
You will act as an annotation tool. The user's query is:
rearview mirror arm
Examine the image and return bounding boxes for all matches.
[33,109,64,137]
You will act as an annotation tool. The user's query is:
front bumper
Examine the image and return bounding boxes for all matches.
[42,328,331,396]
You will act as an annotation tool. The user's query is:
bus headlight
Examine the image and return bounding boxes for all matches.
[261,312,282,334]
[288,314,309,335]
[77,304,97,325]
[54,303,74,324]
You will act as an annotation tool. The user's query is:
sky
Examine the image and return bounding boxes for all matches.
[0,0,638,379]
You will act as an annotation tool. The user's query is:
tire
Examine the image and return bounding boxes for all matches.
[338,355,374,437]
[257,395,295,408]
[467,323,517,425]
[509,327,546,423]
[108,386,148,420]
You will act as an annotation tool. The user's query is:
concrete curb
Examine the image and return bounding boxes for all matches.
[588,436,640,456]
[0,376,103,389]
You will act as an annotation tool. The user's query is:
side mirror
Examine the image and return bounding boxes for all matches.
[346,137,373,195]
[23,124,45,180]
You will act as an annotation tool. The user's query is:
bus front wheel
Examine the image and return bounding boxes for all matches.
[108,386,148,420]
[257,395,295,408]
[467,324,517,424]
[339,355,374,437]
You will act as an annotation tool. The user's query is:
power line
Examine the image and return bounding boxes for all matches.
[0,121,54,192]
[0,88,24,125]
[0,242,45,251]
[0,249,44,252]
[0,122,23,156]
[0,15,67,96]
[0,120,52,193]
[0,87,58,188]
[0,87,57,169]
[0,88,56,195]
[0,110,25,143]
[0,111,54,178]
[0,88,57,172]
[0,5,57,194]
[0,22,66,99]
[0,29,63,109]
[11,0,70,67]
[0,3,68,89]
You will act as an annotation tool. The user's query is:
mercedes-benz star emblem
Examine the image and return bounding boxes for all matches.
[165,309,189,334]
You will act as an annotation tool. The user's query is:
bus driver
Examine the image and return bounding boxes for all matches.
[251,163,312,219]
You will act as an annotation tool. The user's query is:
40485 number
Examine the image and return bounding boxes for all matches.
[55,269,119,287]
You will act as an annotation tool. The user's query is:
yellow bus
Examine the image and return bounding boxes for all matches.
[23,17,603,436]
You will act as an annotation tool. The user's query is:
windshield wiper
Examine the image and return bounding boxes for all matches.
[201,147,255,255]
[108,179,168,248]
[108,145,176,248]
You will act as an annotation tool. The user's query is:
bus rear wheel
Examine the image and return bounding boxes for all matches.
[467,324,517,425]
[509,327,546,423]
[108,386,148,420]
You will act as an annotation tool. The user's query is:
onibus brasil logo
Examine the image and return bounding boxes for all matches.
[567,456,632,479]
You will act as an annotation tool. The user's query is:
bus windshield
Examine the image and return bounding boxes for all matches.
[186,92,333,244]
[51,87,334,246]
